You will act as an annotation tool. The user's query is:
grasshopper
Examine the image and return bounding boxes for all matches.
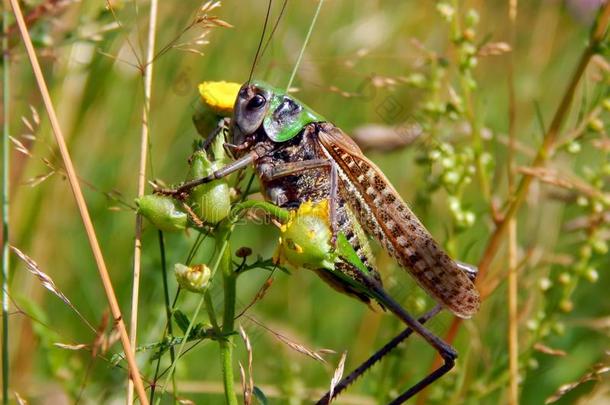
[164,80,480,403]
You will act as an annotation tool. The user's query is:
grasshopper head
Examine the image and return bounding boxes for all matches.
[231,81,324,153]
[231,81,273,150]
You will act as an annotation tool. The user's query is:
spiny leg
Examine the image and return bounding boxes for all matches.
[384,265,480,405]
[357,280,458,403]
[258,158,331,181]
[318,265,479,404]
[156,153,256,198]
[259,158,340,242]
[316,304,442,405]
[201,117,231,152]
[317,286,455,405]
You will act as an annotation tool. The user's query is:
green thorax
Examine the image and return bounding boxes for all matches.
[251,80,325,142]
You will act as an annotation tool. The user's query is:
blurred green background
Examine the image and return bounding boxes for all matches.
[2,0,609,404]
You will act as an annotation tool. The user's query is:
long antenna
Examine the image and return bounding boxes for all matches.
[248,0,273,84]
[286,0,324,91]
[260,0,289,60]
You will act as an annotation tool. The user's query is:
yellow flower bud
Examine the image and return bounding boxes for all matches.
[189,150,231,223]
[198,81,241,116]
[136,195,187,232]
[275,200,335,270]
[174,263,211,293]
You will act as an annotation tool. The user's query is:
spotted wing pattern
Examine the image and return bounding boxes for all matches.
[317,123,480,318]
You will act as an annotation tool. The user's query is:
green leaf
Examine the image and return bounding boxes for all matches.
[174,310,191,334]
[253,386,269,405]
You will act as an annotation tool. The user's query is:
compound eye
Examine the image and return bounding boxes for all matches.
[246,94,266,110]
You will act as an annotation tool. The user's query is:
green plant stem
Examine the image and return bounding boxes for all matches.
[1,1,10,402]
[158,231,176,364]
[419,5,610,393]
[156,222,236,404]
[450,0,490,201]
[128,0,158,403]
[232,199,290,223]
[204,290,220,332]
[156,296,205,405]
[477,39,601,278]
[415,8,610,404]
[219,229,237,405]
[286,0,325,91]
[157,229,227,403]
[149,230,177,405]
[206,222,238,405]
[462,83,490,199]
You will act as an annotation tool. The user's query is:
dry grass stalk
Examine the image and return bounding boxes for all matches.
[126,0,159,402]
[10,246,96,333]
[518,166,608,201]
[478,41,512,56]
[533,343,567,357]
[238,362,248,405]
[328,351,347,402]
[238,325,254,405]
[14,391,27,404]
[53,342,88,351]
[150,1,231,61]
[7,1,149,402]
[507,2,519,403]
[245,315,333,363]
[236,276,275,319]
[545,363,610,404]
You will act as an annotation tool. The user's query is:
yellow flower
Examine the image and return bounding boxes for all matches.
[275,200,334,270]
[174,263,212,293]
[198,81,241,116]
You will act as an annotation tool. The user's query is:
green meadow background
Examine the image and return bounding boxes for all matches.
[2,1,609,404]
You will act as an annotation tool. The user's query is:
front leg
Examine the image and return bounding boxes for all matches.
[258,159,341,244]
[156,152,256,198]
[258,158,332,181]
[201,117,231,153]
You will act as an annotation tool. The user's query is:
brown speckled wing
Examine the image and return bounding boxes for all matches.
[317,124,480,318]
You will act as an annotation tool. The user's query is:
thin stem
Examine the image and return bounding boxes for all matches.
[476,3,610,282]
[158,232,176,365]
[477,36,601,278]
[7,1,149,403]
[428,0,610,382]
[105,0,143,69]
[286,0,324,91]
[507,2,519,404]
[149,231,176,404]
[155,297,206,405]
[219,228,238,405]
[204,290,220,332]
[151,231,207,402]
[128,1,159,403]
[157,224,232,403]
[507,219,518,404]
[450,0,490,201]
[232,200,290,223]
[2,0,10,402]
